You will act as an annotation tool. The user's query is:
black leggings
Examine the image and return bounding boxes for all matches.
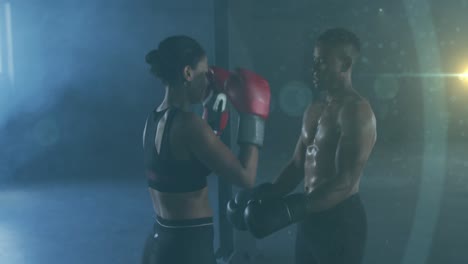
[142,216,217,264]
[295,194,367,264]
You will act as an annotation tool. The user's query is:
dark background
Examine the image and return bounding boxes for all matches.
[1,0,467,263]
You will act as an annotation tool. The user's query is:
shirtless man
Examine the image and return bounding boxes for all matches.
[227,28,377,264]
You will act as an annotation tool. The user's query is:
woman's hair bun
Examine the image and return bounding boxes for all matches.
[145,49,159,65]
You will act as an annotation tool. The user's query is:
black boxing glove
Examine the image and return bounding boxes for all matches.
[244,193,309,239]
[226,183,276,231]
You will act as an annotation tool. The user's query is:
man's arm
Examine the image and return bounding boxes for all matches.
[335,100,376,185]
[270,103,321,196]
[271,133,306,196]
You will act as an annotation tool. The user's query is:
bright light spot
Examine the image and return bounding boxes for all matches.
[458,69,468,82]
[379,8,384,13]
[0,224,24,263]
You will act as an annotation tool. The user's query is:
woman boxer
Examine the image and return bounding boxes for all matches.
[141,35,270,264]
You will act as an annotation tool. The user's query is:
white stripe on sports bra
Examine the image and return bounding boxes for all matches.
[155,218,214,229]
[155,110,170,155]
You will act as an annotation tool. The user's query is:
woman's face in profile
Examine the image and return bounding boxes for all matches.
[187,56,210,104]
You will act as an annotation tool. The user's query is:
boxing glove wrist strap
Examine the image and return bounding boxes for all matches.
[237,113,265,147]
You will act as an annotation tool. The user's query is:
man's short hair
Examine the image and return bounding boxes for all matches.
[316,28,361,59]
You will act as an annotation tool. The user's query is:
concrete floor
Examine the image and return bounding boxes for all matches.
[0,180,153,264]
[1,143,467,264]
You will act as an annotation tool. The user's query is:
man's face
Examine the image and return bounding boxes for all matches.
[312,45,343,91]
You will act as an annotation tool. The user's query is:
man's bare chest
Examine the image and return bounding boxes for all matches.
[303,103,341,149]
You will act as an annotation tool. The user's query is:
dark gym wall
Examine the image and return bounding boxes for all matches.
[0,0,215,182]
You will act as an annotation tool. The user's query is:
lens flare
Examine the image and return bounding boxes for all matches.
[372,70,468,83]
[458,69,468,82]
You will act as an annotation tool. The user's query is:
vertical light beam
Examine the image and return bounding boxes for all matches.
[0,4,3,75]
[402,0,448,264]
[5,2,14,85]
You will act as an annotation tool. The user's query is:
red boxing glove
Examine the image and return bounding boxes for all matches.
[225,68,271,146]
[207,66,230,94]
[202,66,231,136]
[225,68,270,119]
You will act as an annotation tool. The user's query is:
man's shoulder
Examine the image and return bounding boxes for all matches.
[339,93,375,125]
[341,89,372,111]
[303,100,326,122]
[341,88,365,104]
